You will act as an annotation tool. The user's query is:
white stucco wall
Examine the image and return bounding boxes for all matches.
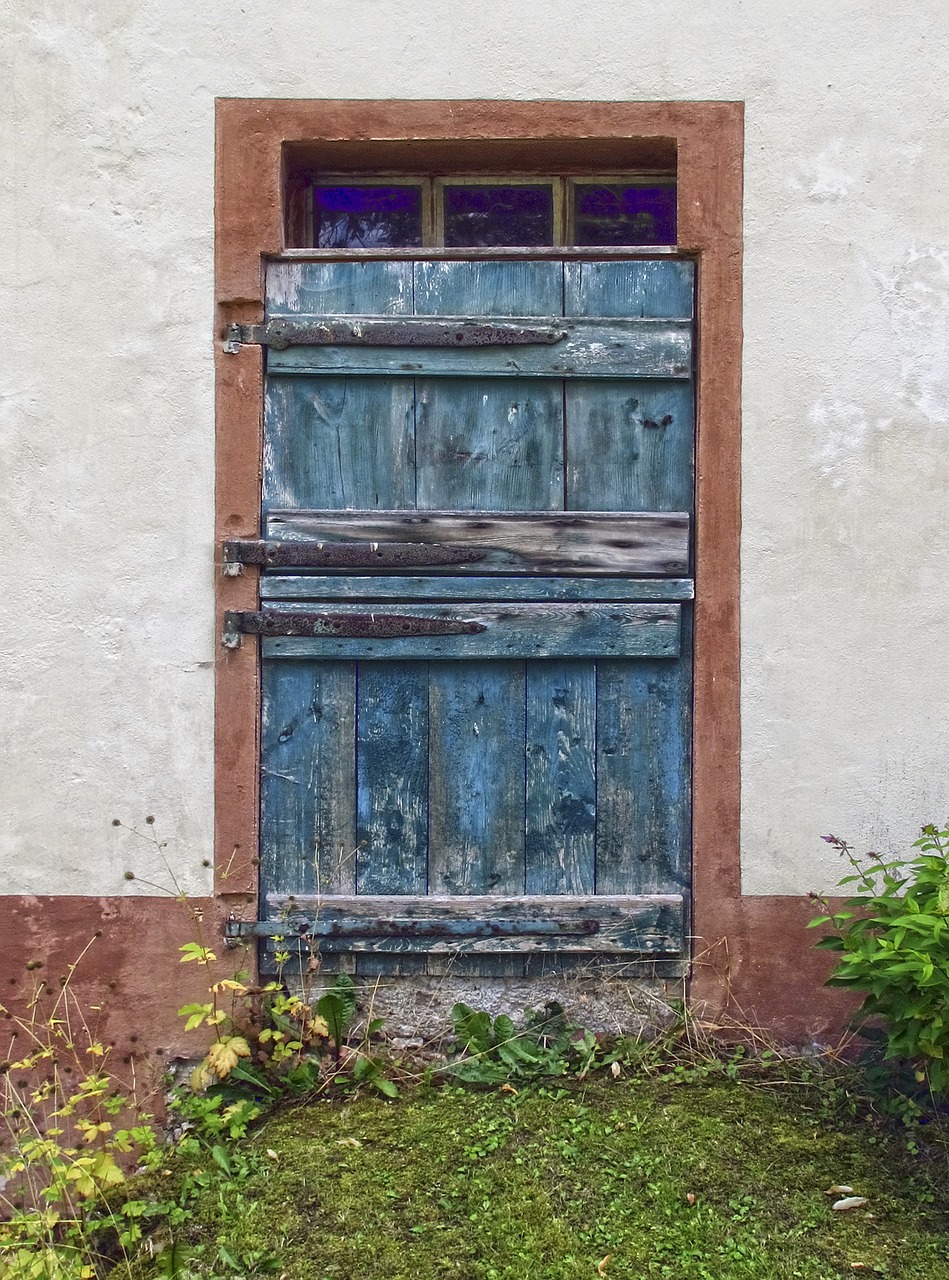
[3,0,948,897]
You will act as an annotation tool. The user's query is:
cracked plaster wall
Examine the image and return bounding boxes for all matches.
[2,0,948,895]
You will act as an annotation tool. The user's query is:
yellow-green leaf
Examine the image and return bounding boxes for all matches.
[190,1058,217,1092]
[206,1035,251,1079]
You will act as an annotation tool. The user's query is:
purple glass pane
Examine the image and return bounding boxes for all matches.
[313,185,423,248]
[444,185,554,248]
[574,184,676,246]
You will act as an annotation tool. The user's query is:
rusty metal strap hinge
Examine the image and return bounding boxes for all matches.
[222,608,487,648]
[223,538,485,570]
[223,317,567,353]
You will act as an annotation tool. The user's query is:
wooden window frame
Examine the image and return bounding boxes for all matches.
[213,100,743,996]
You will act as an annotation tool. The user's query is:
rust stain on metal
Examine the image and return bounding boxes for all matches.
[228,609,488,638]
[223,539,486,568]
[234,317,567,350]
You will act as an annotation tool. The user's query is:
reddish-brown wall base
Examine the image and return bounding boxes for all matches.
[5,897,236,1107]
[4,896,858,1060]
[692,896,859,1043]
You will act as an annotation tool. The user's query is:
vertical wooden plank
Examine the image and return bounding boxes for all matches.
[564,259,694,319]
[565,259,694,516]
[414,259,565,514]
[263,375,416,512]
[260,659,357,898]
[414,260,563,316]
[428,662,526,896]
[565,256,693,918]
[566,381,694,513]
[414,257,560,920]
[415,377,564,511]
[266,260,414,316]
[356,662,429,896]
[525,661,597,895]
[594,648,691,896]
[566,257,691,512]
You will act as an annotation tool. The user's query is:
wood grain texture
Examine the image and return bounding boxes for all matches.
[265,260,413,316]
[278,247,684,261]
[566,381,695,513]
[525,661,597,895]
[564,254,694,518]
[414,260,563,316]
[259,575,695,602]
[260,660,357,896]
[428,662,526,895]
[594,653,692,896]
[265,510,690,575]
[355,662,429,896]
[564,259,694,319]
[260,602,680,660]
[268,318,691,378]
[258,258,693,962]
[415,377,564,511]
[263,375,416,511]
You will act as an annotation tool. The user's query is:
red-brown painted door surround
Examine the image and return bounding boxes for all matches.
[213,99,811,1028]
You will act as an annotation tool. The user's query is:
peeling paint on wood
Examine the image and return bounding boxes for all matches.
[428,662,526,895]
[237,317,569,349]
[268,318,691,378]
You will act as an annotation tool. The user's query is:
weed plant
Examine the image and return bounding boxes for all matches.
[0,819,402,1277]
[0,936,163,1278]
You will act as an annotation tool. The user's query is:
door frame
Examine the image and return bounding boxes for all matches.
[213,99,743,995]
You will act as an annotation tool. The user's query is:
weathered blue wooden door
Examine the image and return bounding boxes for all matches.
[243,257,693,974]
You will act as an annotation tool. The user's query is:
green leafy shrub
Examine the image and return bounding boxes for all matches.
[810,823,949,1096]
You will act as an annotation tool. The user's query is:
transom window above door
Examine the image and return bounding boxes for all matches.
[306,175,677,249]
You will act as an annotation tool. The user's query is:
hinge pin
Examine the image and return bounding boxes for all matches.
[223,324,243,354]
[221,618,242,649]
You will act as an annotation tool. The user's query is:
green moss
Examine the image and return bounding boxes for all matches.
[151,1075,949,1280]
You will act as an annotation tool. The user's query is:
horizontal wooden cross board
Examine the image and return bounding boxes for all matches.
[259,575,696,602]
[237,893,685,955]
[267,316,691,378]
[264,511,690,576]
[246,602,680,659]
